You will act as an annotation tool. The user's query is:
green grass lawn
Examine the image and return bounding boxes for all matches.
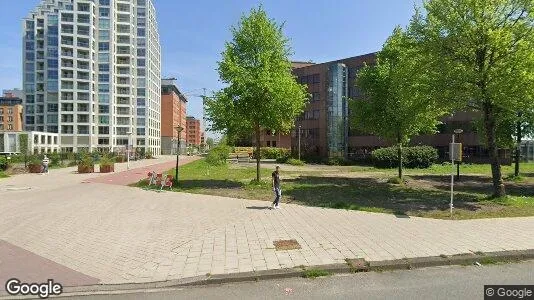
[0,171,8,179]
[134,159,534,220]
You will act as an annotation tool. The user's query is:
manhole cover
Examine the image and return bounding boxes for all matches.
[273,239,301,251]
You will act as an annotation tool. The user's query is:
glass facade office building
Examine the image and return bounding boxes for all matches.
[327,63,348,158]
[23,0,162,154]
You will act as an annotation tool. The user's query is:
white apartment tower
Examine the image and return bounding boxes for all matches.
[23,0,161,155]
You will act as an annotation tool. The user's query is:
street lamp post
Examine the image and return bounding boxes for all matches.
[298,125,302,161]
[174,126,184,185]
[126,131,132,170]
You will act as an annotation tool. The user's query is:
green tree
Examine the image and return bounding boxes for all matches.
[352,27,447,179]
[206,137,215,149]
[205,7,308,181]
[408,0,534,197]
[18,133,29,168]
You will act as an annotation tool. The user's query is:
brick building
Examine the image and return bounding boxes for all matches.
[260,53,502,163]
[161,78,187,154]
[0,92,24,132]
[186,116,201,146]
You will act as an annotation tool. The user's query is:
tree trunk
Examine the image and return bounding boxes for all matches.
[255,123,261,182]
[484,103,506,197]
[397,134,403,179]
[515,119,522,177]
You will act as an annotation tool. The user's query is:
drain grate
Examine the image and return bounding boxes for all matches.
[273,239,301,251]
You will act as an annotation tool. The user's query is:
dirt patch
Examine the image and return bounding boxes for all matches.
[273,239,301,251]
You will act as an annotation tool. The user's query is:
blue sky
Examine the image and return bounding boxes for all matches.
[0,0,419,127]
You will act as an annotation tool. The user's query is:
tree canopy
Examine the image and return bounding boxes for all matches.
[352,27,448,178]
[407,0,534,197]
[205,6,308,181]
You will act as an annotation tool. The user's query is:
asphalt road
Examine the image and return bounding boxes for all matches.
[70,261,534,300]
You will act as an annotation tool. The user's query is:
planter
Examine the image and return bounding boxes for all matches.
[100,164,114,173]
[28,164,42,173]
[78,165,94,174]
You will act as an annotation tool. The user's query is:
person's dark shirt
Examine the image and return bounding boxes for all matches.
[272,171,280,188]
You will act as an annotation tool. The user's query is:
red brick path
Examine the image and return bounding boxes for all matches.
[87,156,200,186]
[0,240,100,290]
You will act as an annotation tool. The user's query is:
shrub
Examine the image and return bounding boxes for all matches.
[0,156,9,171]
[404,146,438,169]
[287,158,305,166]
[275,156,289,164]
[49,152,61,166]
[252,147,290,159]
[372,146,438,169]
[206,145,231,166]
[99,154,114,167]
[78,152,94,168]
[145,150,153,159]
[28,155,41,166]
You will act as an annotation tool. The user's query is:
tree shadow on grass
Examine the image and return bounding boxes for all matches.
[409,174,534,197]
[178,179,243,190]
[283,176,481,216]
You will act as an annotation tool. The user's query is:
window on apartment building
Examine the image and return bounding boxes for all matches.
[77,14,90,24]
[98,126,109,134]
[77,125,89,134]
[7,124,13,130]
[98,84,109,93]
[98,105,109,114]
[99,30,110,41]
[99,0,110,5]
[98,42,109,51]
[99,8,109,17]
[78,3,90,12]
[98,94,109,103]
[7,108,13,115]
[98,74,109,82]
[312,92,320,102]
[47,104,58,112]
[61,126,73,134]
[98,64,109,72]
[99,19,110,30]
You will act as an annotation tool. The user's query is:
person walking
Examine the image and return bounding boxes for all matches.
[271,165,282,209]
[42,155,50,174]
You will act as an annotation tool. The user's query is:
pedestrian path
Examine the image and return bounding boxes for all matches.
[0,157,533,288]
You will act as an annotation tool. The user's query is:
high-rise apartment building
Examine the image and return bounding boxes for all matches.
[22,0,161,154]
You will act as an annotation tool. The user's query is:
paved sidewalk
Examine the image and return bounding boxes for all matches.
[1,158,534,288]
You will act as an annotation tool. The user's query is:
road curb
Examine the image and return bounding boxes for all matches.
[2,250,533,298]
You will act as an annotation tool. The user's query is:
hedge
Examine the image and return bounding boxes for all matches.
[371,146,438,169]
[252,147,290,159]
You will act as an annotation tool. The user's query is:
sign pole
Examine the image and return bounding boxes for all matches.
[450,134,455,218]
